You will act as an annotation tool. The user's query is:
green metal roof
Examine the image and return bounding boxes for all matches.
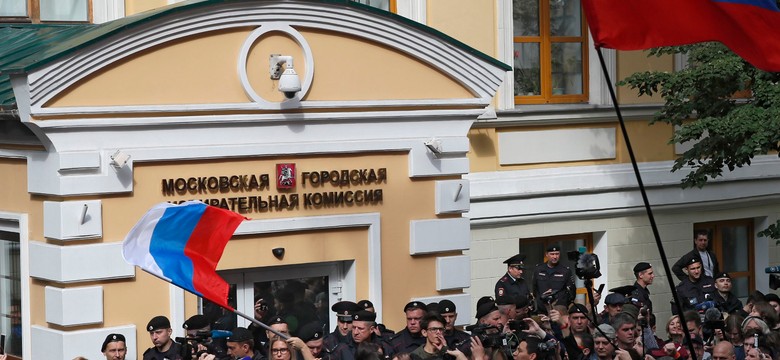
[0,0,510,111]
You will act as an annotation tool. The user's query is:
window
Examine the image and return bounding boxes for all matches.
[519,233,593,301]
[0,230,21,357]
[513,0,588,104]
[695,219,755,300]
[351,0,397,13]
[0,0,90,23]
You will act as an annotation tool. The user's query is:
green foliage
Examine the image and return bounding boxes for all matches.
[620,43,780,189]
[621,43,780,240]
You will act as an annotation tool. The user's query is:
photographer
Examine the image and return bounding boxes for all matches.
[511,318,561,360]
[182,314,230,360]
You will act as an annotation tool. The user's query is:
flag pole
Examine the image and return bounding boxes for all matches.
[594,46,697,358]
[233,308,290,340]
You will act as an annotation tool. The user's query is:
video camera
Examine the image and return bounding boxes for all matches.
[176,330,231,360]
[567,249,601,280]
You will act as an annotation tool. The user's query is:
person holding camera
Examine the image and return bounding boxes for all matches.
[674,254,717,315]
[531,246,575,313]
[512,317,561,360]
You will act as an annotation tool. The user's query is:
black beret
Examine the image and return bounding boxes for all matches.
[353,310,377,322]
[404,301,427,312]
[476,296,494,310]
[183,314,210,330]
[495,295,515,306]
[604,293,626,305]
[268,316,286,325]
[515,295,530,308]
[331,301,361,318]
[475,301,499,319]
[684,254,703,267]
[357,300,374,309]
[503,254,526,268]
[101,333,126,352]
[147,315,171,331]
[298,322,325,342]
[764,293,780,304]
[633,262,652,276]
[227,327,253,343]
[426,302,440,314]
[438,299,456,313]
[609,285,636,297]
[568,303,588,315]
[547,245,561,252]
[714,272,730,280]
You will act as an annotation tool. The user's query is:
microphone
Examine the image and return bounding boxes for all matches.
[211,330,233,339]
[703,307,722,323]
[765,266,780,273]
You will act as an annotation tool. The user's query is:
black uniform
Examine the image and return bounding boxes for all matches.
[672,248,720,281]
[494,272,531,300]
[714,291,743,314]
[348,335,394,359]
[143,341,184,360]
[631,281,653,313]
[532,262,575,310]
[390,328,426,355]
[323,329,353,351]
[674,275,717,314]
[444,329,471,350]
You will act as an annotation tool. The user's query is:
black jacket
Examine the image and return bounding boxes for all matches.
[672,248,720,281]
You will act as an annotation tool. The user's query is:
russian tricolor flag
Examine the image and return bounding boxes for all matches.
[122,201,245,310]
[583,0,780,72]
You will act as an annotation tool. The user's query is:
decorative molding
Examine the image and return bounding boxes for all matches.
[31,324,136,360]
[45,286,103,326]
[409,218,471,255]
[466,155,780,224]
[234,212,384,322]
[23,1,504,116]
[436,255,471,290]
[43,200,103,240]
[29,241,135,283]
[497,127,616,165]
[435,179,470,214]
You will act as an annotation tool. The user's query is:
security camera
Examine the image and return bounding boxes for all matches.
[270,54,301,100]
[278,67,301,99]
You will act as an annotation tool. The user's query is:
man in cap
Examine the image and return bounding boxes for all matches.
[323,301,361,351]
[102,333,127,360]
[183,314,229,360]
[358,299,394,336]
[390,301,428,354]
[713,272,743,314]
[496,295,517,327]
[630,262,654,314]
[764,293,780,315]
[600,293,625,325]
[475,300,502,329]
[532,245,576,312]
[298,321,349,360]
[672,230,720,281]
[592,324,617,360]
[495,254,532,301]
[226,327,263,360]
[567,304,590,335]
[143,315,184,360]
[437,300,470,349]
[675,254,717,314]
[350,310,394,357]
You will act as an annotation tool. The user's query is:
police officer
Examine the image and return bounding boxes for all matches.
[437,300,470,349]
[102,333,128,360]
[323,301,361,351]
[532,245,575,312]
[143,315,184,360]
[357,299,394,336]
[674,254,717,314]
[495,254,532,301]
[390,301,428,354]
[631,262,654,314]
[299,321,351,360]
[712,272,743,314]
[226,328,264,360]
[350,310,394,357]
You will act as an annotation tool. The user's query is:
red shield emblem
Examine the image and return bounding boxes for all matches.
[276,163,296,189]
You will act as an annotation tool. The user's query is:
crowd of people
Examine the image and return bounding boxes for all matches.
[89,233,780,360]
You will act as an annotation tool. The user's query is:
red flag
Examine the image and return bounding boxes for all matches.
[582,0,780,72]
